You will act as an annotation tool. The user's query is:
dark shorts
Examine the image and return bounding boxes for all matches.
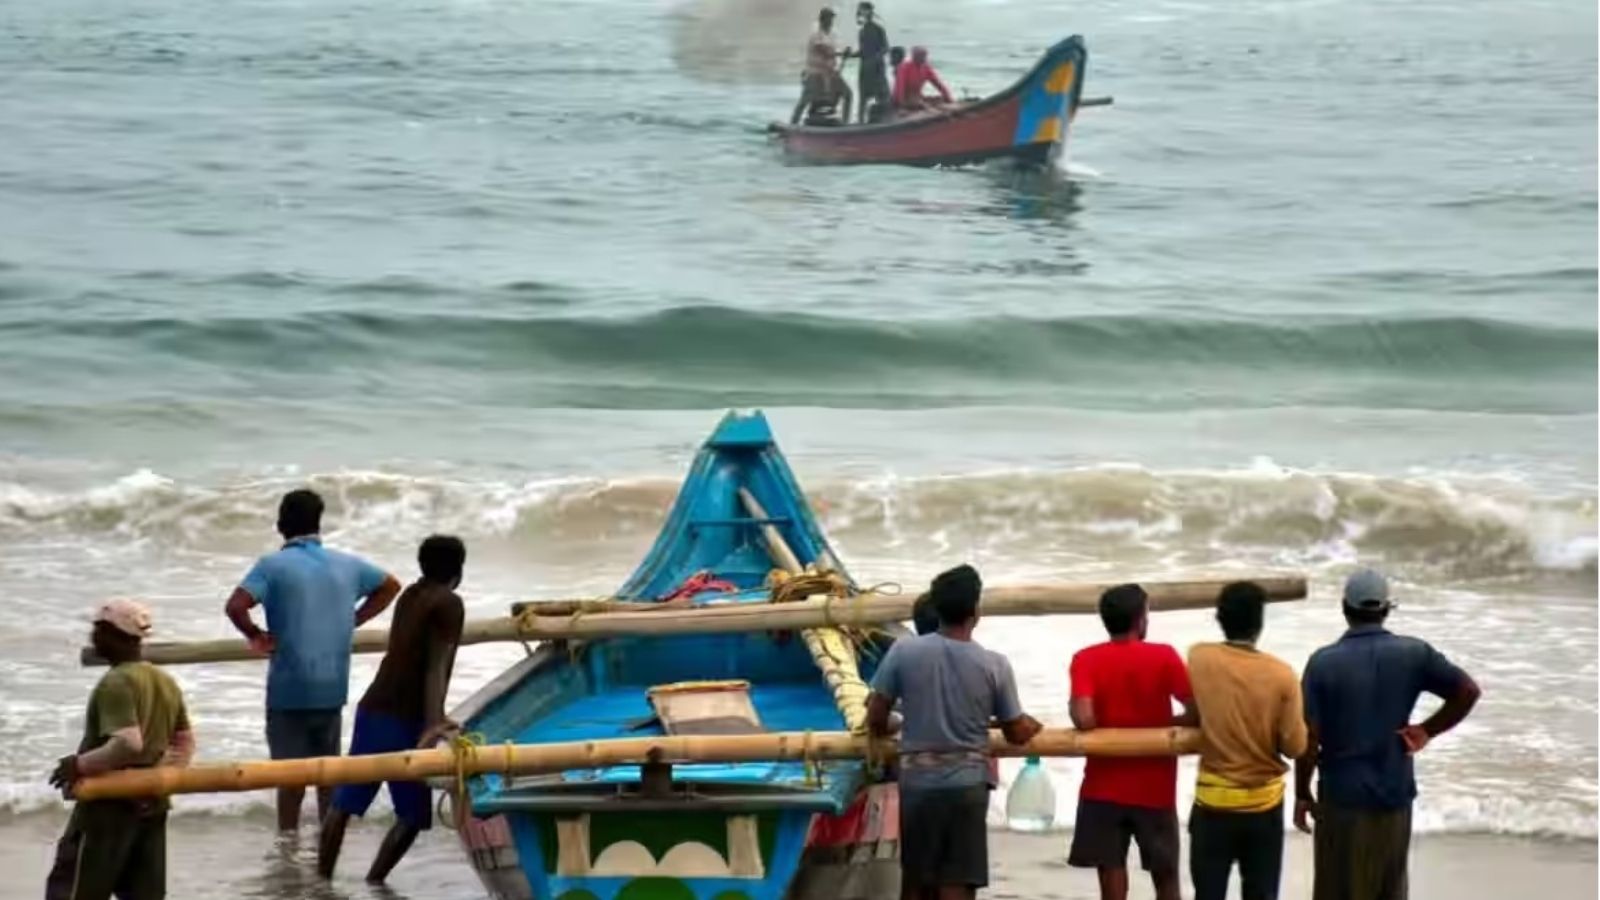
[1190,803,1285,900]
[46,801,167,900]
[1312,803,1411,900]
[1068,798,1180,875]
[265,707,342,760]
[899,784,990,888]
[332,707,433,830]
[801,69,849,105]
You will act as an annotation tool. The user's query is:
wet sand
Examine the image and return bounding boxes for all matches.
[2,811,1593,899]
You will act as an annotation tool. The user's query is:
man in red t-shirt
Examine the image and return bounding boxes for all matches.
[1068,583,1195,900]
[892,45,954,112]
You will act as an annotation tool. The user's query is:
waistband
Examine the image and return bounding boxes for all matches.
[900,749,989,768]
[1194,770,1284,813]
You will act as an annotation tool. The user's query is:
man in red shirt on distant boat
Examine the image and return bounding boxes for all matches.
[892,45,953,112]
[1068,583,1196,900]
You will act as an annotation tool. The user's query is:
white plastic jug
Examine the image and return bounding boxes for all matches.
[1005,756,1057,832]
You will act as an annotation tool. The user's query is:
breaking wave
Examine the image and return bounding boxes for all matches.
[0,463,1592,581]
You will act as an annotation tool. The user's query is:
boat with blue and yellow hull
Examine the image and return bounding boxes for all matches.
[769,36,1091,167]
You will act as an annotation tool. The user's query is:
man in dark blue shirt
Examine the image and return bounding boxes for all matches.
[855,2,891,121]
[1294,569,1480,900]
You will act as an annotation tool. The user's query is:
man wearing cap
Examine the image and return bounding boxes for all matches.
[866,564,1042,900]
[46,600,195,900]
[1295,568,1481,900]
[223,488,401,833]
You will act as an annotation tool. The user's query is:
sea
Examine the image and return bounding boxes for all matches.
[0,0,1594,895]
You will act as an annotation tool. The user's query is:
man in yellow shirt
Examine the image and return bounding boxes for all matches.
[1186,582,1307,900]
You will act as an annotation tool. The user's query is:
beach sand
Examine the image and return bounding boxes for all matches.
[1,811,1592,899]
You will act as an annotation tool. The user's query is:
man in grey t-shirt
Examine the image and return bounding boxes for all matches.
[868,564,1042,900]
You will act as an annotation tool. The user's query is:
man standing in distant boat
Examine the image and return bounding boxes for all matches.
[1068,583,1195,900]
[791,7,853,125]
[224,488,401,833]
[319,535,467,884]
[46,600,195,900]
[855,2,891,122]
[1187,581,1308,900]
[867,564,1043,900]
[1295,569,1481,900]
[892,46,953,112]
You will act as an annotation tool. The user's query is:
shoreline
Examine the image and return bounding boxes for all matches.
[1,810,1593,899]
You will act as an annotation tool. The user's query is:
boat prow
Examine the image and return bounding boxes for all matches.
[770,35,1090,167]
[451,411,903,900]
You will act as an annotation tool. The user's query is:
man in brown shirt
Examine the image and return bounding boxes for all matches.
[1186,581,1308,900]
[318,535,467,884]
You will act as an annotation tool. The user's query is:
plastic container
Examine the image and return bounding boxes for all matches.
[1005,756,1057,832]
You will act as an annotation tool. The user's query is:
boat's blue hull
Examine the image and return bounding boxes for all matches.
[451,412,902,900]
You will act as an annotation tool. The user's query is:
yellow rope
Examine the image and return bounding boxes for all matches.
[447,732,486,828]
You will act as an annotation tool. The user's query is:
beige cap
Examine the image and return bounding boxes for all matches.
[94,598,153,638]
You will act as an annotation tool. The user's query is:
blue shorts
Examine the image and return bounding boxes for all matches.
[331,708,432,830]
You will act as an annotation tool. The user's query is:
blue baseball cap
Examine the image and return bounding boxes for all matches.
[1342,568,1393,611]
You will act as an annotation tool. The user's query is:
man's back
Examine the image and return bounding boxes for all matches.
[1071,639,1190,808]
[359,581,465,720]
[871,632,1021,788]
[1303,625,1465,809]
[806,29,836,74]
[893,60,920,103]
[1188,643,1306,787]
[81,661,188,767]
[859,20,888,66]
[241,537,386,710]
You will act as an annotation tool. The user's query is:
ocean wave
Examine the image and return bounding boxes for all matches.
[0,309,1592,413]
[0,464,1592,580]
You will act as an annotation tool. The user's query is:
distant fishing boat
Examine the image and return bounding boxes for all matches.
[768,36,1095,167]
[450,411,905,900]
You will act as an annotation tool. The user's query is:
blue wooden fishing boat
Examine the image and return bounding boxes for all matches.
[450,411,904,900]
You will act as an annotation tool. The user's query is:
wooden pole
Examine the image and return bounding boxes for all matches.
[74,725,1200,800]
[738,488,871,733]
[737,487,804,574]
[83,577,1307,667]
[79,598,674,667]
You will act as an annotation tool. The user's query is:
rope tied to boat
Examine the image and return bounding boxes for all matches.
[800,729,822,787]
[439,731,487,829]
[765,568,903,734]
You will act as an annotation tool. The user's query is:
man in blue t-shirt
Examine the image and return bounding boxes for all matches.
[1294,568,1480,900]
[224,489,400,832]
[867,564,1041,900]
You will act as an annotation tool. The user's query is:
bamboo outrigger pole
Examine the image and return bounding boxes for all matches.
[737,487,871,733]
[75,726,1201,801]
[82,576,1308,667]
